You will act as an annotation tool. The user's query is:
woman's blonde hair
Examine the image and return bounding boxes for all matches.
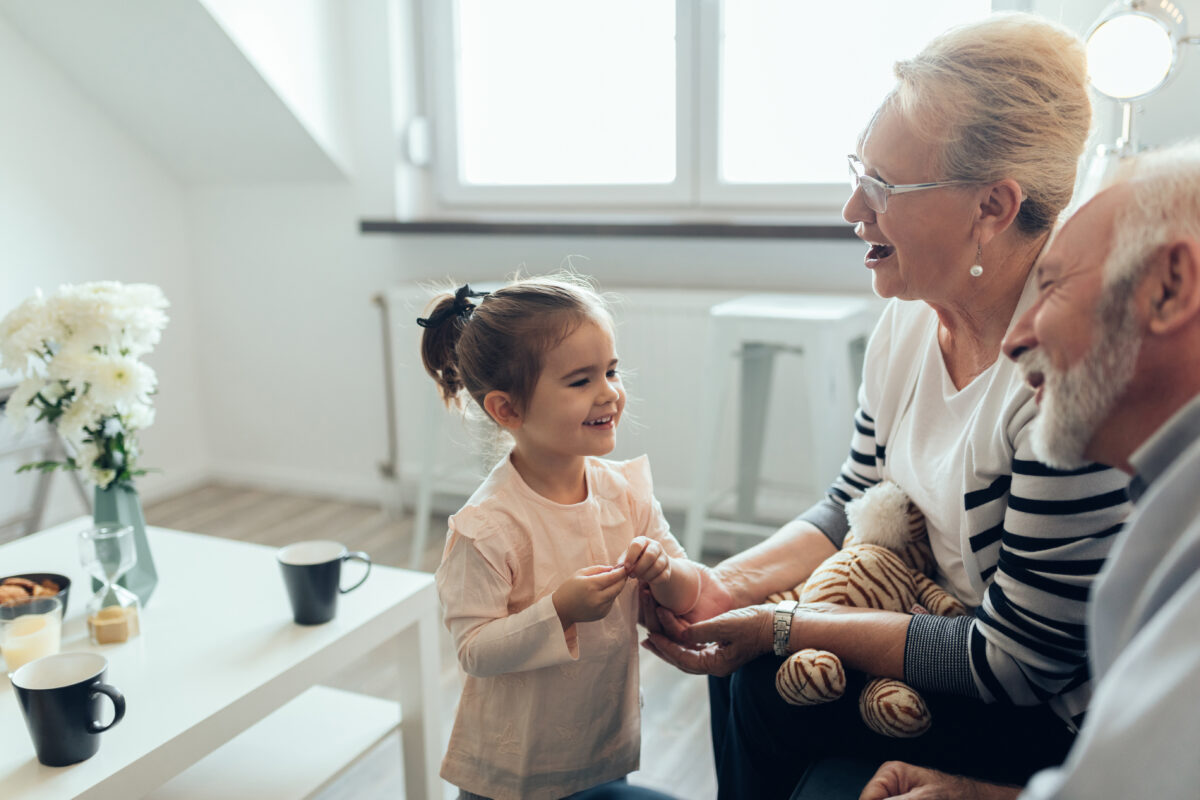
[887,13,1092,234]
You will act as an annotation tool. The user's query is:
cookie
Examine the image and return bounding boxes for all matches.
[0,584,29,605]
[2,577,37,592]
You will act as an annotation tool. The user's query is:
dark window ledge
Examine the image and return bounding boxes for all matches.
[359,219,856,240]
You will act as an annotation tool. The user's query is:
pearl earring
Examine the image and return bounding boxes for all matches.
[969,244,983,277]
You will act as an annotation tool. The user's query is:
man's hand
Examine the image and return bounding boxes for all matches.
[641,603,774,677]
[552,565,628,629]
[621,536,671,584]
[859,761,1022,800]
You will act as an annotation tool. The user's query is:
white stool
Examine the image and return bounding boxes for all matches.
[683,293,882,558]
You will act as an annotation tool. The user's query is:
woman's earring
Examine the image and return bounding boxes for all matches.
[969,244,983,277]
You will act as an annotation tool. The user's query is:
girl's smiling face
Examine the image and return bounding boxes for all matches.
[514,318,626,466]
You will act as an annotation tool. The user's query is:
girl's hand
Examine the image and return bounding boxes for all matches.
[552,565,628,629]
[641,603,774,677]
[621,536,670,585]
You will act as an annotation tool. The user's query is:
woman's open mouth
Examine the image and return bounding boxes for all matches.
[865,242,895,266]
[584,415,614,429]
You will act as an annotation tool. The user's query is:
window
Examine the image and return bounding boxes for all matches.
[416,0,998,218]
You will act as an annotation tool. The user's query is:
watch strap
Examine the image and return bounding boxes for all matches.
[773,600,799,657]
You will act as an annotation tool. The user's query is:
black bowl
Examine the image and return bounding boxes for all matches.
[0,573,71,617]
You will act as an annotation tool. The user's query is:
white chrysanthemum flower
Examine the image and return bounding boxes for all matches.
[4,377,44,431]
[56,394,102,444]
[123,401,156,431]
[45,343,98,394]
[50,282,169,357]
[117,284,169,355]
[7,281,168,485]
[0,291,56,375]
[89,466,117,489]
[49,286,122,353]
[120,284,169,311]
[41,380,68,404]
[71,440,101,472]
[81,356,156,408]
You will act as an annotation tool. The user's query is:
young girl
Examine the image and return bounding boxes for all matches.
[419,277,701,800]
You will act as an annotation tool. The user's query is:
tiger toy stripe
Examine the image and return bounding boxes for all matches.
[771,481,967,738]
[775,648,846,705]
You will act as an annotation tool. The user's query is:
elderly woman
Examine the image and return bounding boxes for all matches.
[644,14,1131,799]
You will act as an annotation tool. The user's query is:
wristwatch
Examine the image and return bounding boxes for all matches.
[773,600,798,657]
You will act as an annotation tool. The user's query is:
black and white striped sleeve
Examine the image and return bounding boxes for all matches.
[905,434,1130,714]
[796,402,883,549]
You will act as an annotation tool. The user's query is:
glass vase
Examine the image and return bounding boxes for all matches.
[92,482,158,607]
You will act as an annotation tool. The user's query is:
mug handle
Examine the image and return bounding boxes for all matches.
[88,683,126,734]
[339,551,372,594]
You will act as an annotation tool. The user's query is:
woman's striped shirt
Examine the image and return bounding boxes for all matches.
[799,292,1131,728]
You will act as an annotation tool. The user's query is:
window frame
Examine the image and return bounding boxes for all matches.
[415,0,1023,220]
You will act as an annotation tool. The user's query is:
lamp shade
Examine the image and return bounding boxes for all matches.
[1085,1,1187,100]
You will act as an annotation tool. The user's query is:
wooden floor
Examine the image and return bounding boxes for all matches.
[144,483,717,800]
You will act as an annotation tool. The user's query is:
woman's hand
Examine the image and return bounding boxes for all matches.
[552,565,627,630]
[638,561,737,629]
[636,563,737,636]
[684,562,738,622]
[858,762,1022,800]
[641,603,775,677]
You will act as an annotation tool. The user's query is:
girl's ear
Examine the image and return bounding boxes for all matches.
[484,390,522,431]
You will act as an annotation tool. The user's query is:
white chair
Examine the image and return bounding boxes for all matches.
[683,293,882,559]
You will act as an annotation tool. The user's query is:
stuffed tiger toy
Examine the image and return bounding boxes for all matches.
[767,480,967,737]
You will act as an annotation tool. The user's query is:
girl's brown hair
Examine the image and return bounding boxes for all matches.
[419,274,611,418]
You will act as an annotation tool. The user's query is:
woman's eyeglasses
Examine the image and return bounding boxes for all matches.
[847,155,972,213]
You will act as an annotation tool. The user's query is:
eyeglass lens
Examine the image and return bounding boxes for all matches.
[848,159,885,212]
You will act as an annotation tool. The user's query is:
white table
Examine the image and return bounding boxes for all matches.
[0,518,442,799]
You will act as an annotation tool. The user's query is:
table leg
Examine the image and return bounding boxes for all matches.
[398,590,444,800]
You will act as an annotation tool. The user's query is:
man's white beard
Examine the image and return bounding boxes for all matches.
[1020,292,1142,470]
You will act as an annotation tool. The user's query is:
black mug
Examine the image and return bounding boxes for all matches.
[277,540,372,625]
[11,652,126,767]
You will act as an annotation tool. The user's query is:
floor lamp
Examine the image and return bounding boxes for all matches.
[1076,0,1199,201]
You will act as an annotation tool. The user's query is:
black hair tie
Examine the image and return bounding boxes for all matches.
[416,284,490,328]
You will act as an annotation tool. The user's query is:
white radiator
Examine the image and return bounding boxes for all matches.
[378,284,836,522]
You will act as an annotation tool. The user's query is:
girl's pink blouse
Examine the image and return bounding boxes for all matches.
[436,454,685,800]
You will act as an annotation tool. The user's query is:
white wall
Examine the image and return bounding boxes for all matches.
[200,0,354,177]
[187,183,404,502]
[0,13,208,525]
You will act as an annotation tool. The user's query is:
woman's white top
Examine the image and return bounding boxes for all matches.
[799,277,1131,727]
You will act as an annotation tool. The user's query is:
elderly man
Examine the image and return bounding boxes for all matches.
[859,140,1200,800]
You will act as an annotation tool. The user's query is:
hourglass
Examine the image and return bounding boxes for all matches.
[79,525,141,645]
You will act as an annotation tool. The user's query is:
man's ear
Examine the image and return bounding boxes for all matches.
[975,178,1024,245]
[1146,238,1200,336]
[483,390,522,431]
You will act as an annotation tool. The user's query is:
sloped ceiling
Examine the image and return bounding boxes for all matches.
[0,0,349,182]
